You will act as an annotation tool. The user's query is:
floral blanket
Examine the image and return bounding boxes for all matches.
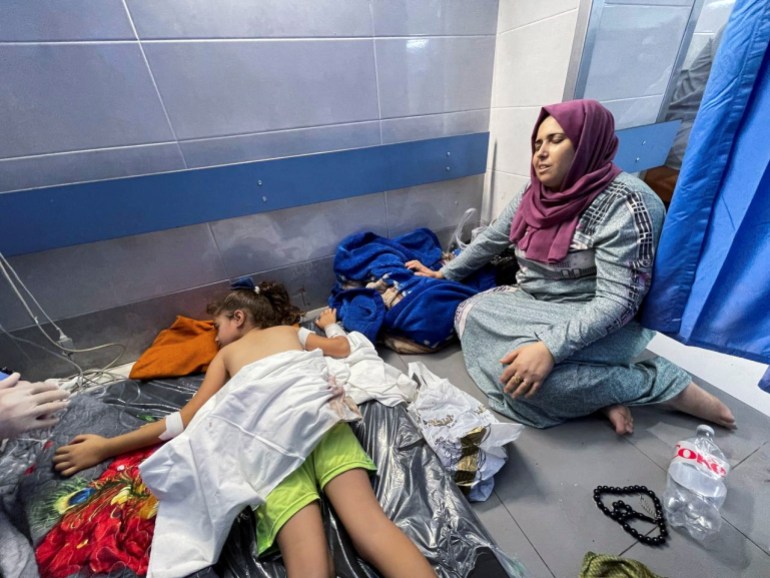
[35,446,159,577]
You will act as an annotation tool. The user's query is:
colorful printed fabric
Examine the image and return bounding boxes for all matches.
[35,446,160,578]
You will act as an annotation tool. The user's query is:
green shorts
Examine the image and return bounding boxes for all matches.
[254,422,377,555]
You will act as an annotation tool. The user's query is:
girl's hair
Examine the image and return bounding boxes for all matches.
[206,281,303,328]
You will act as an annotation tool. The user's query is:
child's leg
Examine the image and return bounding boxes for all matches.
[255,460,332,578]
[324,468,436,578]
[274,502,333,578]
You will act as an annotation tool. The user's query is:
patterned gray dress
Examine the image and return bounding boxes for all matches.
[442,172,691,428]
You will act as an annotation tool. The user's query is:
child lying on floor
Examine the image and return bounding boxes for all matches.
[54,280,436,578]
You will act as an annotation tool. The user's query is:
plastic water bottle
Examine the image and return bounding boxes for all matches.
[663,425,729,540]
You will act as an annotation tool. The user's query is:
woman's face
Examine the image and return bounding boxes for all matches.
[532,116,576,190]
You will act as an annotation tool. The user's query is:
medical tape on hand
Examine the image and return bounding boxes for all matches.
[297,327,312,347]
[323,323,346,339]
[158,411,184,441]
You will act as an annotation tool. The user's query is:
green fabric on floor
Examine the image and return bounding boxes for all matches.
[580,552,665,578]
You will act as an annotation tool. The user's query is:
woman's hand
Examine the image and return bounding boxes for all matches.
[405,260,444,279]
[315,307,338,330]
[500,342,555,399]
[53,434,110,477]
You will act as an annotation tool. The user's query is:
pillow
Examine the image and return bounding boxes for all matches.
[129,315,218,380]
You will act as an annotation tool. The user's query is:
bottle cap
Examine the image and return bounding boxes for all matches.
[696,424,715,436]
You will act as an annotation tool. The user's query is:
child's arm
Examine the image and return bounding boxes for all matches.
[302,308,351,358]
[53,352,229,477]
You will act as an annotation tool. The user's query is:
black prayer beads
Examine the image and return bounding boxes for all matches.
[593,485,668,546]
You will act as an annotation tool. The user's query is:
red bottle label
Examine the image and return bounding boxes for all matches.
[673,441,729,478]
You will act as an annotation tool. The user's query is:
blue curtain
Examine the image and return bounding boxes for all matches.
[642,0,770,365]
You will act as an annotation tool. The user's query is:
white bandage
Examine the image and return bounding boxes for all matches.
[297,327,312,348]
[159,411,184,441]
[323,323,346,339]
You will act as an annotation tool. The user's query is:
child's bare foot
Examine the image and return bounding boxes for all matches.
[602,405,634,435]
[666,382,736,429]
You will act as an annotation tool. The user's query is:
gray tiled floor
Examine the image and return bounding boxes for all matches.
[381,344,770,578]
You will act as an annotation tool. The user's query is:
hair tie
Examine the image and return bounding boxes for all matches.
[230,276,256,292]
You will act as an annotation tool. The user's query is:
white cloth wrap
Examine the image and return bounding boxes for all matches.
[326,331,417,407]
[297,327,312,347]
[158,411,184,441]
[323,323,346,339]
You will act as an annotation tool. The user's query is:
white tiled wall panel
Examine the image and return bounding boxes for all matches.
[695,0,735,32]
[381,110,490,144]
[125,0,373,38]
[385,176,484,237]
[143,40,380,140]
[1,1,497,192]
[497,0,579,34]
[487,107,540,177]
[1,2,496,331]
[179,122,381,169]
[492,10,579,108]
[372,0,499,36]
[209,194,390,278]
[0,44,174,159]
[0,144,186,194]
[485,170,529,219]
[0,0,133,41]
[376,37,496,118]
[1,174,484,331]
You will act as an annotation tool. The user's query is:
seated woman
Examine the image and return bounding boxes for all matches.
[407,99,735,435]
[53,281,435,578]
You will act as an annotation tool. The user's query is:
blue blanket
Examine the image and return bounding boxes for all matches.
[331,228,495,347]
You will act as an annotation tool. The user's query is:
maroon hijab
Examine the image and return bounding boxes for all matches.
[509,99,622,263]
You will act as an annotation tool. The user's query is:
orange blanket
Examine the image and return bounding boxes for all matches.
[129,316,218,380]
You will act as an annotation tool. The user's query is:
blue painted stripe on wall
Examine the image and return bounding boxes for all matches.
[615,120,681,173]
[1,133,488,257]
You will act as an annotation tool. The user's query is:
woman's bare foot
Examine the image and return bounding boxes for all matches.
[602,405,634,435]
[666,382,736,429]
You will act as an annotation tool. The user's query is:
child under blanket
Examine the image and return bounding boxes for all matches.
[53,280,435,578]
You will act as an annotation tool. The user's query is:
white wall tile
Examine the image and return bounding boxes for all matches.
[385,175,483,237]
[126,0,373,38]
[381,110,490,144]
[492,10,579,107]
[488,107,540,177]
[0,144,186,193]
[0,244,119,330]
[695,0,735,33]
[143,40,379,140]
[101,225,227,303]
[180,122,381,168]
[210,194,389,277]
[0,0,133,41]
[497,0,579,34]
[377,37,495,118]
[0,44,174,158]
[486,170,529,220]
[372,0,498,36]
